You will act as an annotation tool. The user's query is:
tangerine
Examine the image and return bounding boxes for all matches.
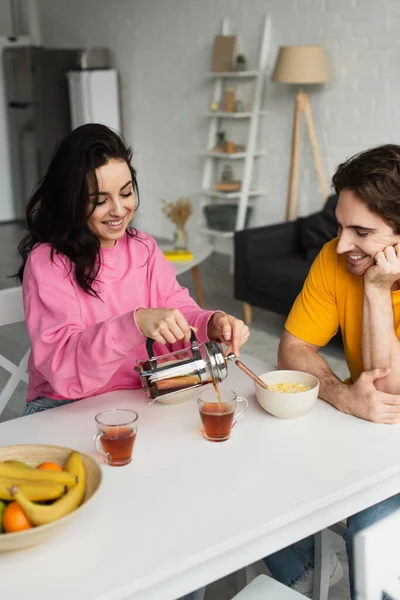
[2,501,32,532]
[36,462,63,472]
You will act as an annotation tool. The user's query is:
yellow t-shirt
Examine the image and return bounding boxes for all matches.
[285,238,400,383]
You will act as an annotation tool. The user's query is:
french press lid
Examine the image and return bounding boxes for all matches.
[205,340,235,382]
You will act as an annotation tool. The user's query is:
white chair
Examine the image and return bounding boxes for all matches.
[238,524,348,600]
[354,507,400,600]
[0,286,30,417]
[232,574,303,599]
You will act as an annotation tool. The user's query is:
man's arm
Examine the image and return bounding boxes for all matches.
[278,329,400,423]
[278,329,352,412]
[362,246,400,394]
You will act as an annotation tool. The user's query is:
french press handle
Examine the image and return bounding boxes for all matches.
[145,329,201,365]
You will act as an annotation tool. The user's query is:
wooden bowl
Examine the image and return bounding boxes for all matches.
[0,444,102,552]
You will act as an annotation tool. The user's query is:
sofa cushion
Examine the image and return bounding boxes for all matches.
[297,195,338,260]
[247,255,312,303]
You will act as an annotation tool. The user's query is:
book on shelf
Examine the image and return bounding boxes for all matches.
[163,250,193,261]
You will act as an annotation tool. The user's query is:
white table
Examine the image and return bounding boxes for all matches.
[156,238,212,308]
[1,354,400,600]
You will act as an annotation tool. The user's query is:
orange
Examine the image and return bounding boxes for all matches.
[36,461,63,472]
[2,501,32,532]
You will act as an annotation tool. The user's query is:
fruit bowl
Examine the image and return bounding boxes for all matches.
[0,444,102,552]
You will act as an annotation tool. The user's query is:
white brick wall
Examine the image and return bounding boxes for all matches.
[0,2,12,34]
[37,0,400,241]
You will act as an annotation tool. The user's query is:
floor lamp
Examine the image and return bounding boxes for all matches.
[272,45,330,221]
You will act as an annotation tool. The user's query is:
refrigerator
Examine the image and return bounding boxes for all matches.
[67,69,121,132]
[2,46,79,221]
[0,35,30,222]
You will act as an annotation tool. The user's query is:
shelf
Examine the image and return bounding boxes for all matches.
[206,71,260,79]
[198,16,271,251]
[201,189,265,199]
[205,111,265,119]
[203,151,265,159]
[198,226,234,238]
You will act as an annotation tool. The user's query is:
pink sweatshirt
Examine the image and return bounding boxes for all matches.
[23,231,217,402]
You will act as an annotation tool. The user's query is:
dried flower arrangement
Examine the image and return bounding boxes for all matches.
[161,197,193,229]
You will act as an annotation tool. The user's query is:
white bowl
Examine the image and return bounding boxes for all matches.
[254,370,319,419]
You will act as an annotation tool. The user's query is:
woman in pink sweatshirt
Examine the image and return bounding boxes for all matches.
[17,124,249,416]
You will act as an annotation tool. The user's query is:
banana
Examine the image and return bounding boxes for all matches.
[10,451,86,527]
[0,477,65,502]
[0,500,6,533]
[4,460,31,469]
[0,461,76,488]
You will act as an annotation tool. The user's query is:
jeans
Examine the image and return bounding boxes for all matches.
[264,492,400,599]
[24,397,75,415]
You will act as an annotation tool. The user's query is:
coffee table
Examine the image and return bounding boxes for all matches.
[2,354,400,600]
[156,237,212,308]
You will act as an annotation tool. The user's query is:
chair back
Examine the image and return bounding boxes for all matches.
[233,574,304,599]
[0,287,30,417]
[355,507,400,599]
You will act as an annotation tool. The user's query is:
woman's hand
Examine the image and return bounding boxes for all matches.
[207,312,250,356]
[135,308,191,345]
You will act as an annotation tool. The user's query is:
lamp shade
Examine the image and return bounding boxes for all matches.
[272,45,329,84]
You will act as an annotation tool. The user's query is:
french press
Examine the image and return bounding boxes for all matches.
[135,330,236,404]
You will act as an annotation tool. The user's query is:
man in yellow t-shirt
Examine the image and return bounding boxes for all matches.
[264,145,400,599]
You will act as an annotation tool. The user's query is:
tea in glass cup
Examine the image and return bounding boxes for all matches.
[93,409,138,466]
[198,387,248,442]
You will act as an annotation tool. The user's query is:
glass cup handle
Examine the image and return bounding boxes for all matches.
[93,432,111,463]
[233,395,248,427]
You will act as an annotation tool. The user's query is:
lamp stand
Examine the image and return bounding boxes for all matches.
[286,88,329,221]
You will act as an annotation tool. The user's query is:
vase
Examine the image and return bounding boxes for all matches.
[173,227,188,252]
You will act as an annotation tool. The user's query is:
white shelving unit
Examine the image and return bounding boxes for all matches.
[202,151,266,160]
[206,71,260,79]
[201,189,266,200]
[198,15,271,241]
[205,111,265,119]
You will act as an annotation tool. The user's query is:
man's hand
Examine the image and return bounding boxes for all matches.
[342,367,400,424]
[364,243,400,290]
[207,312,249,356]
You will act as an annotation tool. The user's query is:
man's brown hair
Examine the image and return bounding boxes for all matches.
[332,144,400,234]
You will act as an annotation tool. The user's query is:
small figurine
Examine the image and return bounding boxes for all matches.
[210,101,219,112]
[221,164,233,182]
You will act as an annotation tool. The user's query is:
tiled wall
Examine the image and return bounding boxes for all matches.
[37,0,400,240]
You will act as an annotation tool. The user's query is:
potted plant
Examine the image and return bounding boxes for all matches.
[236,54,247,71]
[214,130,227,152]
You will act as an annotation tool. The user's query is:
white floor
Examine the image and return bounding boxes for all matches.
[0,224,352,599]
